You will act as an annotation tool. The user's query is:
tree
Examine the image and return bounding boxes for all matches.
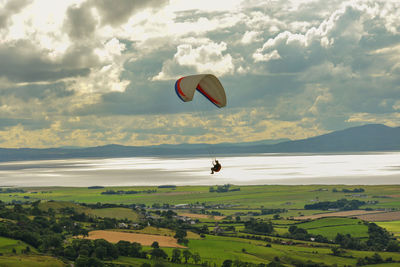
[192,252,201,264]
[75,255,89,267]
[183,250,192,263]
[151,241,160,249]
[64,246,77,260]
[200,225,209,234]
[178,238,189,246]
[174,229,187,239]
[87,257,104,267]
[288,225,297,234]
[267,262,285,267]
[171,248,181,263]
[331,247,344,256]
[371,253,383,264]
[95,246,107,260]
[150,248,168,260]
[222,259,233,267]
[273,214,280,219]
[42,234,63,251]
[386,240,400,252]
[244,218,273,234]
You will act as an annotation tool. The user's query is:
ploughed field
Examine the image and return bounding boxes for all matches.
[84,230,186,248]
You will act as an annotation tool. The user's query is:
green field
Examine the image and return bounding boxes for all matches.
[184,234,400,266]
[0,255,66,267]
[375,220,400,238]
[0,237,35,254]
[110,256,198,266]
[295,217,369,239]
[87,207,141,221]
[38,201,140,221]
[38,200,89,213]
[0,237,64,267]
[3,185,400,210]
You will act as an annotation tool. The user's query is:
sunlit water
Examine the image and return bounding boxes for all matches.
[0,152,400,187]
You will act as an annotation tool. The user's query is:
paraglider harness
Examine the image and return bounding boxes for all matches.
[211,160,221,174]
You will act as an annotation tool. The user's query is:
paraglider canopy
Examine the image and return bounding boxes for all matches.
[175,74,227,108]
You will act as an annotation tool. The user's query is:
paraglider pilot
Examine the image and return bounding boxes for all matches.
[211,160,221,174]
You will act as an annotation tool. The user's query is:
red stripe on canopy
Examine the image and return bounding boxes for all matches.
[196,84,221,105]
[176,77,186,97]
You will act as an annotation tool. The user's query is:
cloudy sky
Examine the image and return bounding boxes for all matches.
[0,0,400,148]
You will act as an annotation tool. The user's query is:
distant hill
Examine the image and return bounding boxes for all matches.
[259,124,400,153]
[0,124,399,162]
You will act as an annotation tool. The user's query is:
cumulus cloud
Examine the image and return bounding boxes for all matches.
[241,30,263,44]
[0,40,90,82]
[0,0,32,28]
[91,0,169,26]
[64,2,97,40]
[153,41,234,80]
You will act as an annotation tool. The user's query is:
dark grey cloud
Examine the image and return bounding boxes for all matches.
[0,118,52,131]
[64,2,97,40]
[73,79,181,116]
[61,44,101,70]
[0,0,32,28]
[91,0,169,26]
[0,82,73,101]
[0,40,90,83]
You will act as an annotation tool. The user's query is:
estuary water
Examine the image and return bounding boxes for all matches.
[0,152,400,187]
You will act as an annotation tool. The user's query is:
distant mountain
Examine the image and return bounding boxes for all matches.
[258,124,400,153]
[0,124,399,162]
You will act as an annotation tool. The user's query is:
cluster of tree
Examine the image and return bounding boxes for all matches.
[68,239,172,266]
[261,208,287,215]
[171,248,201,264]
[335,223,400,251]
[210,210,223,216]
[148,242,203,265]
[287,259,329,267]
[356,253,396,266]
[87,186,104,189]
[221,259,273,267]
[65,239,120,262]
[0,200,207,266]
[0,203,89,252]
[332,188,365,193]
[244,218,274,235]
[284,225,329,243]
[0,200,144,256]
[158,185,176,189]
[80,202,144,209]
[304,198,366,210]
[0,188,25,193]
[367,223,400,251]
[151,203,176,209]
[101,189,156,195]
[174,228,189,245]
[209,184,240,193]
